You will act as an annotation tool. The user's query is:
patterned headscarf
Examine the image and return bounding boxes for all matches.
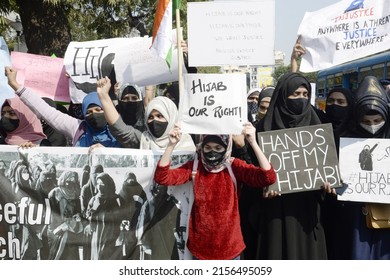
[197,134,232,173]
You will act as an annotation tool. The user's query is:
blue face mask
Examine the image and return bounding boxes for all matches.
[287,98,308,115]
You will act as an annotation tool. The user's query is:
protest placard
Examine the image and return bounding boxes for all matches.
[0,37,14,106]
[0,145,194,260]
[10,52,70,102]
[64,36,182,103]
[187,0,275,66]
[64,38,128,103]
[257,123,341,194]
[114,34,182,88]
[179,73,247,135]
[298,0,390,72]
[338,137,390,203]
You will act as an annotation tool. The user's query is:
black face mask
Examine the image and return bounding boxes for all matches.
[118,100,144,126]
[85,112,107,130]
[148,120,168,138]
[203,150,225,166]
[325,105,349,125]
[287,98,308,115]
[0,117,20,133]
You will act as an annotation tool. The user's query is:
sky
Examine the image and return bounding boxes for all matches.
[275,0,341,64]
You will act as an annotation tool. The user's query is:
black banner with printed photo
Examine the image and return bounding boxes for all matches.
[0,146,194,260]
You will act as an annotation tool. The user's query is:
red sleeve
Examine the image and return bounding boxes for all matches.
[231,158,276,188]
[154,160,193,186]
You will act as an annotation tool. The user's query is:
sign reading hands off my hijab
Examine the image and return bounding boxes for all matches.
[257,123,342,194]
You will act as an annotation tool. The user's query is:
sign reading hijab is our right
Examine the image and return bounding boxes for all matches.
[257,123,342,194]
[179,73,247,135]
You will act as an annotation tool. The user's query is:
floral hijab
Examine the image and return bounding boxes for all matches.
[197,134,233,173]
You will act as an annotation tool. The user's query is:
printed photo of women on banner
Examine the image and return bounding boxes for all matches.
[0,146,194,260]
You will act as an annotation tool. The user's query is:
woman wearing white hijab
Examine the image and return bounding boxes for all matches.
[140,96,195,152]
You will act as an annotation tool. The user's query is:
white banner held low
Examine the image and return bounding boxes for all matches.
[0,145,195,260]
[187,0,275,66]
[298,0,390,72]
[179,73,247,135]
[338,137,390,203]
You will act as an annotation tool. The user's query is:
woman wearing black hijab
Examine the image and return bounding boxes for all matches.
[316,87,355,151]
[255,72,328,260]
[85,172,121,260]
[318,87,354,259]
[338,76,390,260]
[257,72,321,132]
[342,76,390,139]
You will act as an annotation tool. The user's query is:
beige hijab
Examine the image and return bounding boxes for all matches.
[140,96,195,152]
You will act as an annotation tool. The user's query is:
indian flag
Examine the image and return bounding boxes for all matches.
[151,0,181,68]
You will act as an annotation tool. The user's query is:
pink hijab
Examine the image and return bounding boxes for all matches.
[3,97,46,145]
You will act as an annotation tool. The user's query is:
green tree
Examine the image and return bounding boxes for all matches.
[273,64,317,83]
[15,0,71,57]
[272,64,290,81]
[0,0,212,57]
[1,0,153,56]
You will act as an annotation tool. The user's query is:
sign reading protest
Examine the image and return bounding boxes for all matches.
[338,137,390,203]
[187,0,275,67]
[179,73,247,135]
[298,0,390,72]
[257,124,341,194]
[11,52,70,102]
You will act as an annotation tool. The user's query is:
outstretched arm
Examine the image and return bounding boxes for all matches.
[96,77,120,126]
[5,67,81,143]
[97,77,142,148]
[290,36,305,73]
[242,122,271,170]
[144,85,155,108]
[159,123,182,167]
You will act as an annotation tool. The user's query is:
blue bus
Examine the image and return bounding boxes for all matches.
[315,51,390,109]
